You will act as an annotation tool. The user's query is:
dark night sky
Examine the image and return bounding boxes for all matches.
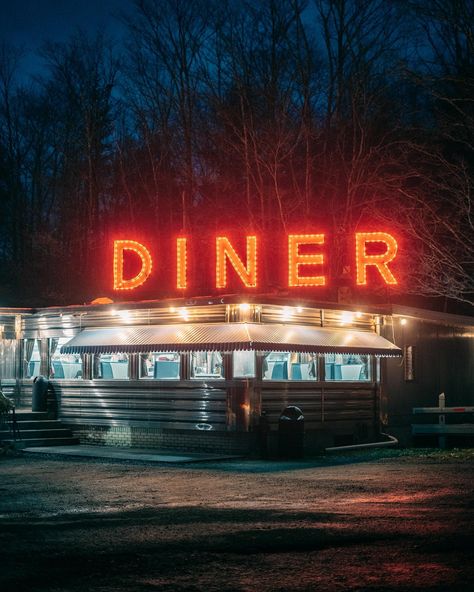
[0,0,131,77]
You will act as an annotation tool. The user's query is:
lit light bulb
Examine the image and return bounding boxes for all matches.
[340,311,354,325]
[118,310,131,322]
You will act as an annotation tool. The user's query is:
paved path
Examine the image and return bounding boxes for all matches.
[22,444,242,463]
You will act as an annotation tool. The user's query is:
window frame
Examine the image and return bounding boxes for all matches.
[93,353,130,380]
[190,351,226,380]
[232,350,256,379]
[139,352,182,380]
[323,353,372,382]
[261,351,319,382]
[50,337,84,380]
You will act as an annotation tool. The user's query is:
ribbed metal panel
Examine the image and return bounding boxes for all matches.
[260,384,323,427]
[260,383,376,428]
[22,304,227,337]
[21,302,379,338]
[321,309,374,330]
[0,310,25,339]
[0,382,16,399]
[323,388,375,421]
[261,305,324,326]
[61,322,401,356]
[53,381,228,431]
[13,382,33,409]
[260,304,375,331]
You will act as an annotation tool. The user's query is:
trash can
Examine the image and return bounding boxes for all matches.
[32,375,49,412]
[278,405,304,458]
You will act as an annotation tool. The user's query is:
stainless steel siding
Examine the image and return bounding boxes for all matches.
[260,383,376,428]
[322,387,376,422]
[261,383,323,427]
[52,380,228,431]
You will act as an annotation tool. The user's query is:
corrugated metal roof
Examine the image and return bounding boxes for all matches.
[61,322,401,356]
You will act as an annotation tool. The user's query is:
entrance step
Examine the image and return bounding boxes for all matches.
[0,411,78,448]
[7,437,80,448]
[13,411,49,421]
[1,420,66,431]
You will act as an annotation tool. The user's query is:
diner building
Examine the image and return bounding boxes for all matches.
[0,296,472,454]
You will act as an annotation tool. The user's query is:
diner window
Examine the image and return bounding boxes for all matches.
[233,351,255,378]
[262,352,317,381]
[191,351,224,379]
[93,353,129,379]
[50,338,83,379]
[25,340,41,379]
[140,352,180,379]
[324,353,371,381]
[0,340,16,379]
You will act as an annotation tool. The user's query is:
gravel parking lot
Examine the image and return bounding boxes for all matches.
[1,448,473,592]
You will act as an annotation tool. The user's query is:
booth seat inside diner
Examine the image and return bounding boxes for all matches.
[264,352,316,381]
[268,361,311,380]
[154,360,180,379]
[324,361,366,381]
[52,360,83,379]
[100,360,129,379]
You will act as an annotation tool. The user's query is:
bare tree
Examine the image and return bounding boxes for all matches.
[384,0,474,306]
[312,0,411,284]
[39,32,119,291]
[126,0,212,232]
[0,44,26,266]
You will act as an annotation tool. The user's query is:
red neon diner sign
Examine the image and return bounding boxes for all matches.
[112,233,399,291]
[288,234,326,287]
[113,239,153,290]
[216,235,257,288]
[355,232,398,285]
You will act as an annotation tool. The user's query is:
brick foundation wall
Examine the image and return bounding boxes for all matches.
[69,420,379,456]
[70,424,255,454]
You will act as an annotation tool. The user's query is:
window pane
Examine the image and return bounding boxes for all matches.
[324,354,371,381]
[262,352,317,380]
[51,337,83,379]
[233,351,255,378]
[93,353,129,379]
[140,352,180,379]
[191,352,224,379]
[27,341,41,379]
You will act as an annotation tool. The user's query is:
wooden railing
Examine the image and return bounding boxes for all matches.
[412,393,474,448]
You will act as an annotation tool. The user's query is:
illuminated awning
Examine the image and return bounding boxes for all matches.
[61,323,401,356]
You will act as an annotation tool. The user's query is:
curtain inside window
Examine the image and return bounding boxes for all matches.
[23,339,35,377]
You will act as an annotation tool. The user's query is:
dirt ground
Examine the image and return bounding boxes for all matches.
[1,448,473,592]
